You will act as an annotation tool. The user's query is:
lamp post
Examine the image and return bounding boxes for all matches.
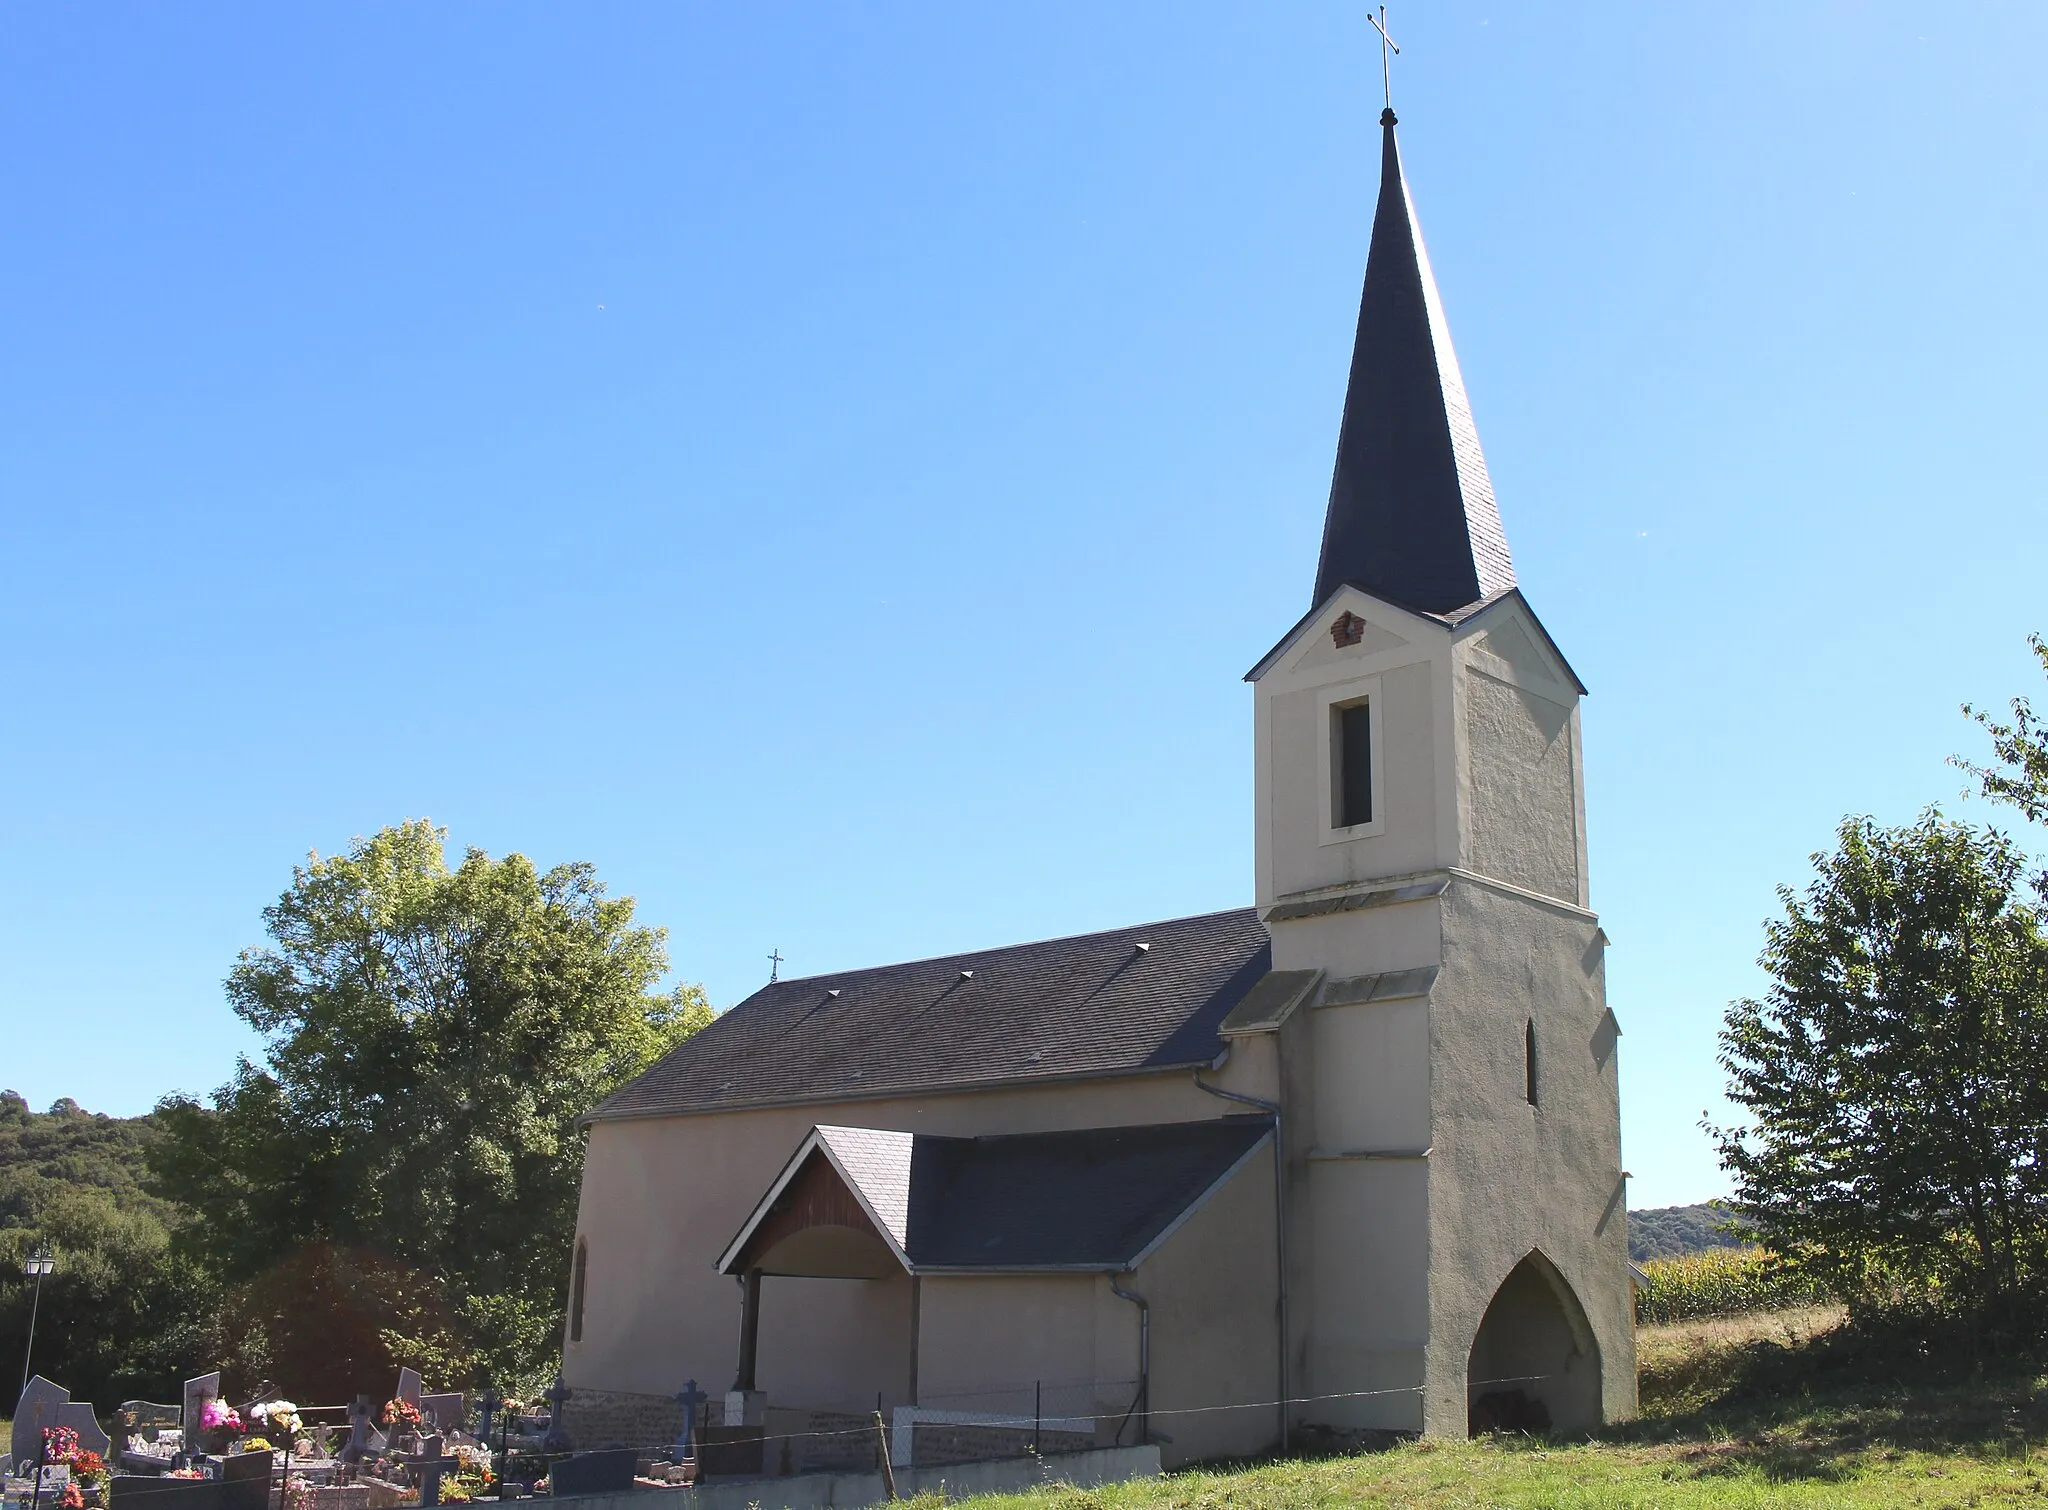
[20,1246,55,1396]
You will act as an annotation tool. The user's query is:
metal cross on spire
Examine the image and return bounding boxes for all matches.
[1367,5,1401,111]
[767,948,784,984]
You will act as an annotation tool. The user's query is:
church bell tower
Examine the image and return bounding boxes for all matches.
[1248,107,1636,1437]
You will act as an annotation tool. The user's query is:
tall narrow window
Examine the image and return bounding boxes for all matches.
[570,1239,588,1342]
[1335,700,1373,828]
[1525,1020,1539,1106]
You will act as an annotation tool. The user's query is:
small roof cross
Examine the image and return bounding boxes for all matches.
[1368,5,1401,110]
[768,948,784,983]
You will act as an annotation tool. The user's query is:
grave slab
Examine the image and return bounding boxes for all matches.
[13,1376,71,1471]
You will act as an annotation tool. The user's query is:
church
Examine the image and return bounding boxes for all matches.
[564,103,1636,1466]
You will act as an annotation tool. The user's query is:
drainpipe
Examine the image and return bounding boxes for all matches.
[1108,1276,1149,1446]
[1193,1069,1289,1453]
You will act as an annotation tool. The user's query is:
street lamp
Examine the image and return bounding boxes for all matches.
[21,1247,55,1396]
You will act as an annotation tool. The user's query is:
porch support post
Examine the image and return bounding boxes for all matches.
[907,1274,922,1406]
[733,1269,763,1391]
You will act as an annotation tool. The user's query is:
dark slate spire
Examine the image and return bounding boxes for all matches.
[1313,108,1514,614]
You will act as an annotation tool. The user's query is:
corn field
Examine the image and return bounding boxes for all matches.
[1634,1246,1832,1324]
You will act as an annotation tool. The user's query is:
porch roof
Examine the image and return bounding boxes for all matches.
[718,1117,1274,1276]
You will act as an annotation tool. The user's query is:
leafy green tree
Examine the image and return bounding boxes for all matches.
[1960,634,2048,877]
[151,820,710,1387]
[1710,813,2048,1336]
[0,1095,214,1404]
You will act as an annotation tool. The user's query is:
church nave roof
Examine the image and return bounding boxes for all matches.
[589,906,1272,1121]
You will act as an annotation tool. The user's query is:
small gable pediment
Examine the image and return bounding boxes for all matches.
[1457,596,1584,701]
[1248,586,1441,683]
[1291,607,1411,672]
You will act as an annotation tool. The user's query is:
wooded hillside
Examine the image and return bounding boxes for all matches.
[1629,1202,1745,1262]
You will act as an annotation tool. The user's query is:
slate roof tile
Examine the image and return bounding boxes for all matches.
[727,1118,1275,1273]
[591,907,1271,1121]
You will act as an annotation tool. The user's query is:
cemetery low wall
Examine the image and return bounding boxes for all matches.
[560,1391,725,1453]
[551,1444,1161,1510]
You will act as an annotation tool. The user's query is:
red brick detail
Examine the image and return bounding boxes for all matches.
[1331,611,1367,648]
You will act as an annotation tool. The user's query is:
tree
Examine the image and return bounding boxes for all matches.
[1710,813,2048,1337]
[0,1094,210,1404]
[1959,633,2048,881]
[150,820,710,1388]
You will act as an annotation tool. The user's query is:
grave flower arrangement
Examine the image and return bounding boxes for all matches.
[381,1400,422,1430]
[42,1426,82,1466]
[70,1452,109,1493]
[249,1401,302,1437]
[199,1399,245,1453]
[449,1445,495,1500]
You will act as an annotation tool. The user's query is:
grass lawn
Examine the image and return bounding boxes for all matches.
[930,1309,2048,1508]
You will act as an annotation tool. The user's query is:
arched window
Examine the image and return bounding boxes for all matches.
[1524,1020,1539,1106]
[570,1239,588,1343]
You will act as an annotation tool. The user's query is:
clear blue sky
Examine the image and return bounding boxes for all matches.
[4,3,2043,1207]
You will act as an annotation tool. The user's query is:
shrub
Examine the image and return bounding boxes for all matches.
[1634,1246,1831,1324]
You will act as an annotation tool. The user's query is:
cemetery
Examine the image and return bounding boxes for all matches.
[8,1362,1156,1510]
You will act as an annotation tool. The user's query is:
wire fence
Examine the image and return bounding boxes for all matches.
[78,1371,1574,1509]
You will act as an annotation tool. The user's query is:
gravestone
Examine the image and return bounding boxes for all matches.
[12,1375,70,1474]
[218,1448,273,1510]
[181,1374,222,1454]
[418,1396,464,1435]
[338,1398,378,1465]
[57,1403,112,1461]
[545,1449,635,1499]
[539,1380,571,1455]
[672,1381,707,1466]
[399,1435,455,1508]
[475,1391,502,1455]
[394,1370,423,1410]
[114,1402,182,1476]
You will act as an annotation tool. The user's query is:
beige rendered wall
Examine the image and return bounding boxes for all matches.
[1419,879,1636,1434]
[565,1059,1279,1410]
[1254,590,1457,913]
[1131,1143,1281,1465]
[1264,658,1442,899]
[1461,668,1580,906]
[1299,1155,1428,1431]
[914,1273,1128,1414]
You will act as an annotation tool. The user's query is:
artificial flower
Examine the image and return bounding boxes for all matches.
[199,1401,243,1434]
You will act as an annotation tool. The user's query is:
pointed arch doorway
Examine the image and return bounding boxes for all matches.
[1465,1250,1601,1435]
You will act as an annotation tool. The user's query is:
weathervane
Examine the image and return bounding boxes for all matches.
[767,948,783,984]
[1368,5,1400,111]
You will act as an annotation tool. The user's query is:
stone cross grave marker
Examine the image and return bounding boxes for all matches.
[402,1434,456,1508]
[339,1397,378,1464]
[182,1372,222,1454]
[476,1390,501,1456]
[12,1376,68,1475]
[672,1381,706,1465]
[540,1379,571,1454]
